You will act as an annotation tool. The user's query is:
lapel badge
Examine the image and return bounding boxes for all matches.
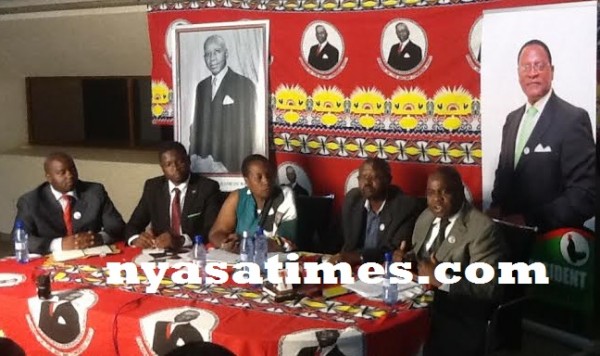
[379,223,385,231]
[73,211,82,220]
[447,235,456,244]
[523,147,530,155]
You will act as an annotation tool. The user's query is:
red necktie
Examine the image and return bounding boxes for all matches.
[171,188,181,236]
[62,195,73,236]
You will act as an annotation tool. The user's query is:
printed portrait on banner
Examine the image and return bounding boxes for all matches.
[173,20,269,183]
[26,289,98,354]
[300,21,347,78]
[379,18,431,79]
[136,307,218,356]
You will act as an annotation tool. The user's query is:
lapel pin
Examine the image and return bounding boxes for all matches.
[379,223,385,231]
[447,235,456,244]
[524,147,530,155]
[73,212,82,220]
[191,189,197,194]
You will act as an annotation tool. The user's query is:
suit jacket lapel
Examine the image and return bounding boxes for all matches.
[72,198,87,232]
[44,184,65,233]
[507,105,526,170]
[413,210,434,255]
[160,179,171,231]
[182,175,199,218]
[522,92,556,158]
[435,205,469,261]
[351,199,366,249]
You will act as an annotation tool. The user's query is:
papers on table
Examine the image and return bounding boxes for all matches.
[53,245,116,262]
[342,279,424,302]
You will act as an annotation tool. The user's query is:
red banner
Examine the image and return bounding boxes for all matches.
[148,0,567,207]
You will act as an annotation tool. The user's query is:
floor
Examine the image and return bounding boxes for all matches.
[0,233,596,356]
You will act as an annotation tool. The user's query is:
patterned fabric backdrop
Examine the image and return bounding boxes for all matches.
[148,0,567,207]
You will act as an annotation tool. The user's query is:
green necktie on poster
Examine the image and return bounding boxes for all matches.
[514,106,538,167]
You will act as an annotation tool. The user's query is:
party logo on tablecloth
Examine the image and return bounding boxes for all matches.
[136,307,218,356]
[0,273,26,287]
[25,288,98,355]
[279,327,363,356]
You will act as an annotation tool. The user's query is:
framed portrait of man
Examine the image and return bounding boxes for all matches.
[172,20,269,184]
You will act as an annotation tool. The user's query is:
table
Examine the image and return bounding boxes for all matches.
[0,245,429,356]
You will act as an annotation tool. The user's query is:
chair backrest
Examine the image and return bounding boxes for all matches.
[295,195,335,253]
[493,221,537,264]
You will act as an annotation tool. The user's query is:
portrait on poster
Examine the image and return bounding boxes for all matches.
[173,20,269,176]
[379,18,429,77]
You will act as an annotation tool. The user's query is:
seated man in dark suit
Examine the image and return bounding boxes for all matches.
[14,152,125,254]
[126,142,221,249]
[330,157,422,264]
[395,166,505,356]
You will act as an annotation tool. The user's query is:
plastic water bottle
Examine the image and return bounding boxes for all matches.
[382,252,398,305]
[240,231,253,263]
[192,235,207,283]
[13,220,29,263]
[253,228,268,275]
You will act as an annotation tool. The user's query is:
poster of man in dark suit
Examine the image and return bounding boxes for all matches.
[152,309,203,355]
[282,165,309,196]
[386,22,423,71]
[173,21,268,177]
[297,329,346,356]
[307,25,340,71]
[488,40,595,233]
[39,291,83,344]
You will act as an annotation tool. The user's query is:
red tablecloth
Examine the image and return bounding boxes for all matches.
[0,246,428,356]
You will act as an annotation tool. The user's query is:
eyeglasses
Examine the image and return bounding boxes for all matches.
[518,62,549,73]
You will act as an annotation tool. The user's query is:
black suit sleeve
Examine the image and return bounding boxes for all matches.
[98,185,125,243]
[530,109,596,228]
[15,196,49,254]
[125,180,153,238]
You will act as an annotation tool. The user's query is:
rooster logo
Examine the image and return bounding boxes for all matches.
[559,232,590,267]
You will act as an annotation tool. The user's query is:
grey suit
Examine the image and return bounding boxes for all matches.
[413,204,505,356]
[15,181,125,254]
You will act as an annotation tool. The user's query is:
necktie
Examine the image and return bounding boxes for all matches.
[171,188,182,236]
[398,42,404,53]
[61,195,73,236]
[419,218,449,259]
[514,106,538,167]
[211,76,217,100]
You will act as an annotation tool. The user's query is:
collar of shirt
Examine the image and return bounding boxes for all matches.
[400,39,410,49]
[523,88,552,125]
[168,176,190,200]
[425,206,462,251]
[364,198,386,215]
[211,66,229,91]
[318,41,328,51]
[49,185,77,203]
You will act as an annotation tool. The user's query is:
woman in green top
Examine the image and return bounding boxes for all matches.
[209,154,297,252]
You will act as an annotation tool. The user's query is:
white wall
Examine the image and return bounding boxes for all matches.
[0,5,155,232]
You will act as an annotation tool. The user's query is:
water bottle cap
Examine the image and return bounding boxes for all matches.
[256,228,264,235]
[242,231,248,238]
[15,220,24,229]
[384,252,392,261]
[194,235,203,244]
